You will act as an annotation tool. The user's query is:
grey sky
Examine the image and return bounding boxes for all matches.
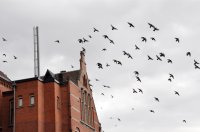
[1,0,200,131]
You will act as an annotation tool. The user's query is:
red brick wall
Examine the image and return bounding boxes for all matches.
[38,81,45,132]
[15,80,38,132]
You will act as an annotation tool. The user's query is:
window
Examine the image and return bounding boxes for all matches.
[18,96,23,107]
[30,94,35,105]
[9,99,14,125]
[57,96,61,109]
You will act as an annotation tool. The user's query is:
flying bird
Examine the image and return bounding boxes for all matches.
[136,76,141,82]
[13,56,17,59]
[106,63,110,67]
[151,37,156,41]
[101,93,105,96]
[103,35,109,39]
[111,25,118,30]
[78,39,83,43]
[168,78,172,82]
[109,39,114,44]
[154,97,159,102]
[102,48,107,51]
[134,71,139,76]
[175,37,180,43]
[194,64,200,69]
[88,35,92,38]
[3,61,7,63]
[186,52,191,57]
[95,79,99,81]
[167,59,172,63]
[183,120,186,123]
[83,38,89,43]
[148,23,155,28]
[135,45,140,50]
[169,73,174,79]
[150,110,155,113]
[148,55,153,60]
[194,60,199,65]
[132,89,137,93]
[141,37,147,42]
[127,22,134,28]
[113,59,122,65]
[2,37,7,41]
[97,63,103,69]
[54,40,60,43]
[93,28,99,32]
[159,53,165,57]
[82,47,86,52]
[156,55,162,61]
[174,91,180,96]
[138,88,143,94]
[153,27,159,31]
[3,54,6,57]
[71,65,74,68]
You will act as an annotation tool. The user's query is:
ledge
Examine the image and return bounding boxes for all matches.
[80,120,95,131]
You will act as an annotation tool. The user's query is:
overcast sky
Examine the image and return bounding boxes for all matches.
[1,0,200,131]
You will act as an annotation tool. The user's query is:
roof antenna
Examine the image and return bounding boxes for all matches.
[33,26,40,78]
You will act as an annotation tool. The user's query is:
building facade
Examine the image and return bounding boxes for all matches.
[0,52,101,132]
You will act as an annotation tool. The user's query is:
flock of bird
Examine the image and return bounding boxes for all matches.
[76,21,200,129]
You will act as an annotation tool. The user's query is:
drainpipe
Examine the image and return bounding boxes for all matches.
[12,81,16,132]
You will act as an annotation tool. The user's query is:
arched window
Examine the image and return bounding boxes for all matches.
[83,75,87,87]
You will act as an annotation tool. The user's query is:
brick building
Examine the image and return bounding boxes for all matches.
[0,51,102,132]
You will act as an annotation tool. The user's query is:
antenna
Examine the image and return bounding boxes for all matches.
[33,26,40,77]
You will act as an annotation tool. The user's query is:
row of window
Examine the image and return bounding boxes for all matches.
[80,89,94,127]
[17,94,35,107]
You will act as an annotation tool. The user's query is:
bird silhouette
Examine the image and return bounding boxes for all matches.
[111,95,114,98]
[3,61,7,63]
[117,118,121,121]
[156,55,162,61]
[153,27,159,31]
[151,37,156,41]
[88,35,92,38]
[103,35,109,39]
[103,85,110,88]
[186,52,191,57]
[133,89,137,93]
[168,78,172,82]
[148,23,155,28]
[136,76,141,82]
[194,60,199,65]
[3,54,6,57]
[71,65,74,68]
[109,39,114,44]
[2,37,7,41]
[159,53,165,57]
[101,93,105,96]
[148,55,153,60]
[138,88,143,94]
[141,37,147,42]
[83,38,89,43]
[13,56,17,59]
[154,97,159,102]
[111,25,118,30]
[93,27,99,32]
[183,120,186,123]
[97,63,103,69]
[127,22,134,28]
[169,73,174,79]
[54,40,60,43]
[106,63,110,67]
[78,39,83,43]
[175,37,179,43]
[194,64,200,69]
[82,47,86,52]
[167,59,172,63]
[135,45,140,50]
[95,79,99,81]
[150,110,155,113]
[134,71,139,76]
[113,59,122,65]
[102,48,107,51]
[174,91,180,96]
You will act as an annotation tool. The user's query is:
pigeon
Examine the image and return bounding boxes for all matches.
[109,39,114,44]
[194,60,199,65]
[148,23,155,28]
[2,37,7,41]
[141,37,147,42]
[127,22,135,28]
[134,71,139,76]
[168,78,172,82]
[97,63,103,69]
[186,52,191,57]
[93,28,99,32]
[159,53,165,57]
[156,55,162,61]
[153,27,159,31]
[117,118,121,121]
[13,56,17,59]
[167,59,172,63]
[150,110,155,113]
[154,97,159,102]
[54,40,60,43]
[135,45,140,50]
[103,35,109,39]
[111,25,118,30]
[194,64,200,69]
[151,37,156,41]
[175,37,179,43]
[83,38,89,43]
[136,76,141,82]
[88,35,92,38]
[95,79,99,81]
[169,73,174,79]
[133,89,137,93]
[138,88,143,94]
[148,55,153,60]
[174,91,180,96]
[78,39,83,43]
[82,47,86,52]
